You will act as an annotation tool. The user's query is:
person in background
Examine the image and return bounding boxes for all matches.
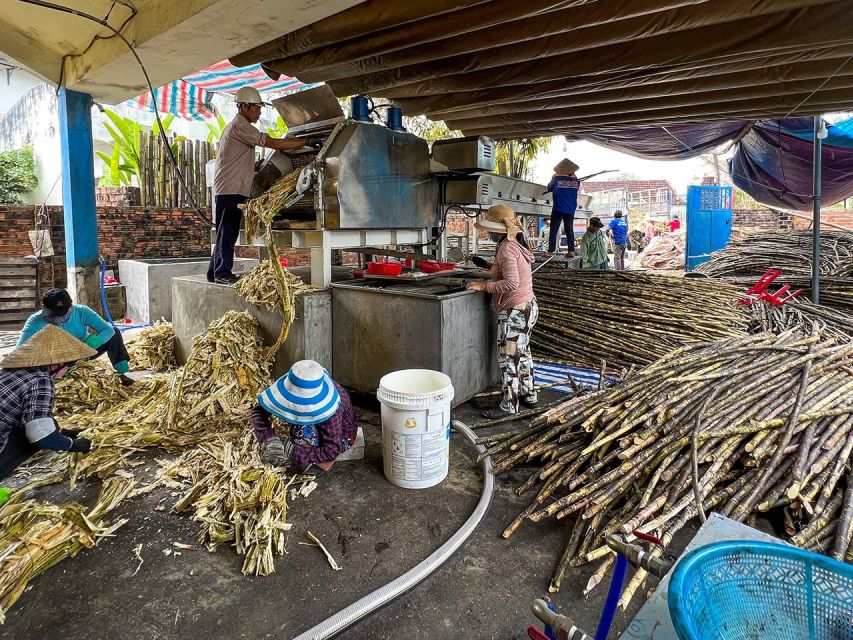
[579,217,609,269]
[18,288,134,386]
[467,205,538,419]
[669,213,681,232]
[607,210,629,271]
[645,218,656,245]
[251,360,357,474]
[542,158,581,259]
[207,86,314,285]
[537,219,551,251]
[0,325,94,479]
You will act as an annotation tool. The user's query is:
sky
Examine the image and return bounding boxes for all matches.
[529,137,717,197]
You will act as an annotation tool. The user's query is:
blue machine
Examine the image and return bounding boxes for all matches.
[685,185,733,270]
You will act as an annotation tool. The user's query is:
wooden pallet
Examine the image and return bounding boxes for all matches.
[0,257,39,330]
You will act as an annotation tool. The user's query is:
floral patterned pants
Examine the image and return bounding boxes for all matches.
[497,298,539,413]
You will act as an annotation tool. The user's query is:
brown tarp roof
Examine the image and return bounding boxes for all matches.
[232,0,853,138]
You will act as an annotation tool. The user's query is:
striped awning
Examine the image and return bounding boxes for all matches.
[132,78,215,121]
[129,60,314,120]
[182,60,312,95]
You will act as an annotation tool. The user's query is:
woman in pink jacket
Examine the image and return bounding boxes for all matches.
[467,205,539,419]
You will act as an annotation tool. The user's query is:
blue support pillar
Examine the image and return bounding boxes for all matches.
[58,89,100,305]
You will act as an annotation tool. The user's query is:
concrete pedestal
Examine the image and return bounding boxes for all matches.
[171,275,331,378]
[120,257,257,323]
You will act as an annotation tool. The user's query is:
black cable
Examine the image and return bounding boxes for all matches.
[18,0,214,228]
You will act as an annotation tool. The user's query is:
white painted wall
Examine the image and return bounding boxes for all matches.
[0,65,40,114]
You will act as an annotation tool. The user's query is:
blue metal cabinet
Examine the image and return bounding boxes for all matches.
[685,186,733,270]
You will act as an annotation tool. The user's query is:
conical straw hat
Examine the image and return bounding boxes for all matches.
[554,158,579,174]
[0,325,96,369]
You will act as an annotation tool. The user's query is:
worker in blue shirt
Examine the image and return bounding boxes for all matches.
[543,158,581,258]
[17,288,134,385]
[607,210,629,271]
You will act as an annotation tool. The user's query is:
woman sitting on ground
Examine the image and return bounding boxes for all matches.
[18,288,135,385]
[251,360,357,473]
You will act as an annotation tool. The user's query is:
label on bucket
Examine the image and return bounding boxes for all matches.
[390,429,448,482]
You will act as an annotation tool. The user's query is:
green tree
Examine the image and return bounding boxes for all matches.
[0,148,39,204]
[495,138,551,179]
[403,115,460,142]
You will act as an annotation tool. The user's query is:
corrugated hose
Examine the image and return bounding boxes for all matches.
[291,419,494,639]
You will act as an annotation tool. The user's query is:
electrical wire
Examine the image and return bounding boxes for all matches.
[17,0,214,229]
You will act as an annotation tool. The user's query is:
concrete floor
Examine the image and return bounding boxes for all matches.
[1,392,665,640]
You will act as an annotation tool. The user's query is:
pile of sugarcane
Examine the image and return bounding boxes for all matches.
[749,298,853,341]
[244,168,302,242]
[532,269,750,369]
[481,329,853,606]
[54,311,271,484]
[0,475,136,622]
[161,431,315,576]
[697,231,853,278]
[718,275,853,315]
[235,259,315,311]
[127,321,176,371]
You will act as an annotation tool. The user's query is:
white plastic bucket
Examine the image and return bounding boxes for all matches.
[377,369,454,489]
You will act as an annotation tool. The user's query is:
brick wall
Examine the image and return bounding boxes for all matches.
[0,204,211,290]
[792,210,853,230]
[731,208,794,232]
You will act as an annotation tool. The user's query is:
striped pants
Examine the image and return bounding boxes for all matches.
[497,298,539,413]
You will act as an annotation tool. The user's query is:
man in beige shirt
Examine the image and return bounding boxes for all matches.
[207,86,306,284]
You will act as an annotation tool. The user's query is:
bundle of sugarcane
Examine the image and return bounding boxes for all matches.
[53,311,271,484]
[717,275,853,315]
[531,269,750,369]
[481,330,853,605]
[244,168,302,242]
[162,431,314,576]
[635,234,685,270]
[696,231,853,278]
[235,259,315,311]
[748,299,853,341]
[127,321,176,371]
[0,475,135,622]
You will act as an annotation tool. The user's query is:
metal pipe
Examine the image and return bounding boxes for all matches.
[595,553,629,640]
[812,115,823,304]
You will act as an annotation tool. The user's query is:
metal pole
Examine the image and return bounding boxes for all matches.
[812,116,822,304]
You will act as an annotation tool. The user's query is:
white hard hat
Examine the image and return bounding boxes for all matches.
[235,86,269,106]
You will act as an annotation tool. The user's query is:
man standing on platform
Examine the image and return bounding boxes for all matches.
[207,87,307,285]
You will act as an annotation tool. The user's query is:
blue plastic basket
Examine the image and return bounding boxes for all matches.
[668,541,853,640]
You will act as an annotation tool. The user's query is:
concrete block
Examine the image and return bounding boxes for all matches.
[171,274,332,379]
[119,257,257,323]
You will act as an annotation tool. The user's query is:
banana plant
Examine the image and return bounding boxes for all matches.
[97,109,183,186]
[266,115,288,138]
[206,112,227,143]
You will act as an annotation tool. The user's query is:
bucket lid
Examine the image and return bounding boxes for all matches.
[378,369,454,407]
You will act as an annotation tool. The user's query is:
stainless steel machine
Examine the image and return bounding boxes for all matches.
[232,92,561,401]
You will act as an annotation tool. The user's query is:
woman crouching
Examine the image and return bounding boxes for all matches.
[251,360,357,474]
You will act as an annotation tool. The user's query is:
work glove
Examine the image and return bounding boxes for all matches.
[84,334,105,349]
[69,437,92,454]
[61,427,84,439]
[260,436,293,466]
[471,256,490,269]
[307,138,324,150]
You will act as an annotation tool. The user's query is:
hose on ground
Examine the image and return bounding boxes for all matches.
[291,419,494,639]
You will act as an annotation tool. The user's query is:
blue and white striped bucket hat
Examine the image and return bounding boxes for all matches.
[258,360,340,426]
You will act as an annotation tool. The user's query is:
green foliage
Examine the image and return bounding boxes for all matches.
[266,115,288,138]
[97,109,183,186]
[0,147,39,204]
[495,138,551,179]
[403,115,460,142]
[206,112,228,143]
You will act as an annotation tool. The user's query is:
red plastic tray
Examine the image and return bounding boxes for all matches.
[417,260,455,273]
[367,261,404,276]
